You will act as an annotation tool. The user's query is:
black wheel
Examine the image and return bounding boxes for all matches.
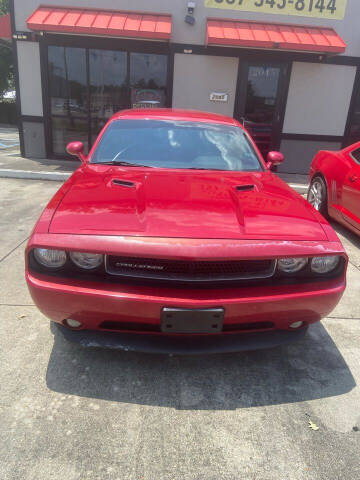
[307,176,328,217]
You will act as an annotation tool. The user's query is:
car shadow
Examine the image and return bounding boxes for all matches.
[330,221,360,250]
[46,322,355,410]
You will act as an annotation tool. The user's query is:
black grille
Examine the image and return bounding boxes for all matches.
[105,256,276,284]
[99,321,160,332]
[98,320,274,333]
[223,321,274,332]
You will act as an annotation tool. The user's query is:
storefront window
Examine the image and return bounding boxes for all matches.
[52,117,88,156]
[48,46,88,154]
[89,49,128,142]
[48,46,169,156]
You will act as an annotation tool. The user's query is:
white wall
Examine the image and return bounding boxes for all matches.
[15,0,360,56]
[283,62,356,136]
[172,54,238,117]
[17,41,43,116]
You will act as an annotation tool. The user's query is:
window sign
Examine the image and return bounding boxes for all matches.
[132,89,165,108]
[204,0,347,20]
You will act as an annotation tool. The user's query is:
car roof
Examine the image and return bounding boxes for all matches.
[109,108,241,127]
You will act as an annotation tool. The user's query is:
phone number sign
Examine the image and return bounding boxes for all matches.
[204,0,347,20]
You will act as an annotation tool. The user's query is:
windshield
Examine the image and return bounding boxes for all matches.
[91,119,263,171]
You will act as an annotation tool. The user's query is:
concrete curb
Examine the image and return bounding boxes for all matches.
[0,169,71,182]
[288,183,308,195]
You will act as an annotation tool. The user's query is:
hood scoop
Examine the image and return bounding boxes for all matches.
[235,184,255,192]
[112,179,135,188]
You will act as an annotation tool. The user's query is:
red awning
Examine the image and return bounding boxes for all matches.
[206,19,346,54]
[27,6,172,40]
[0,13,11,40]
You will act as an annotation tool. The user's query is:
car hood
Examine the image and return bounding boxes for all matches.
[49,166,327,241]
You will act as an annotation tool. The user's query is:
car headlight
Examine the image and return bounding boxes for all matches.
[311,256,340,274]
[69,252,103,270]
[33,248,67,269]
[278,257,308,274]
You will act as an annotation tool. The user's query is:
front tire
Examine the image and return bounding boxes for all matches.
[307,176,328,217]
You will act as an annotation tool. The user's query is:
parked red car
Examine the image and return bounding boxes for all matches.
[26,109,347,354]
[308,142,360,236]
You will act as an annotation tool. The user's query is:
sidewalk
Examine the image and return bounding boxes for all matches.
[0,125,77,181]
[0,152,79,181]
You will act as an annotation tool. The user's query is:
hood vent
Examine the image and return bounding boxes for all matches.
[236,184,255,192]
[112,179,135,188]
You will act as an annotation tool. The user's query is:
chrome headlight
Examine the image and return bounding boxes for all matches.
[278,257,308,274]
[34,248,67,269]
[311,256,340,274]
[69,252,103,270]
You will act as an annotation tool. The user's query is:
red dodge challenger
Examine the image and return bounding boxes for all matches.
[308,142,360,236]
[26,109,347,354]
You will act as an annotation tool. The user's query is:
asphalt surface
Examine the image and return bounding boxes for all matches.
[0,177,359,480]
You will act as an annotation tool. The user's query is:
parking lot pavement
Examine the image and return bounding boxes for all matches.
[0,127,79,182]
[0,177,359,480]
[0,126,20,154]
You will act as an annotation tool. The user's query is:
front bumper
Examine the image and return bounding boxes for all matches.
[26,234,347,353]
[27,270,345,337]
[55,323,308,354]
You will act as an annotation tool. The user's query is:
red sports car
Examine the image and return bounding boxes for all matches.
[308,142,360,236]
[26,109,347,354]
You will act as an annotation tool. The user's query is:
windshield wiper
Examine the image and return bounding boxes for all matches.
[186,167,224,171]
[94,161,153,168]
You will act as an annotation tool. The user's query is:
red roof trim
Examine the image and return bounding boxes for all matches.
[27,6,172,40]
[0,13,11,40]
[206,18,346,54]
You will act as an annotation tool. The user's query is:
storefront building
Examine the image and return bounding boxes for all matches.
[8,0,360,173]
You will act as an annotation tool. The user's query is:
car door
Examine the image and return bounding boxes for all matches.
[341,145,360,231]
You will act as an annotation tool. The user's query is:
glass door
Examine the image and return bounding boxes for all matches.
[235,63,288,159]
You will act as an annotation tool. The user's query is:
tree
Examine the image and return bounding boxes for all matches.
[0,0,9,16]
[0,47,12,97]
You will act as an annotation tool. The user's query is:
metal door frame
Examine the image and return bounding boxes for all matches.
[234,60,292,152]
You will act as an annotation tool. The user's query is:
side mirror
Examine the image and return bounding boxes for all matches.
[266,151,284,170]
[66,142,87,163]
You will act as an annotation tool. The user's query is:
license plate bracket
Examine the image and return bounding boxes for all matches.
[161,308,224,334]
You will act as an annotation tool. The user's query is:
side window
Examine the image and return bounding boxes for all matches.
[350,147,360,164]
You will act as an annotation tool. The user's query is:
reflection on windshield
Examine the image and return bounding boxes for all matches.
[91,119,263,172]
